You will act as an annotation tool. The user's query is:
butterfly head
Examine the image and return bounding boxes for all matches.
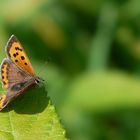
[34,76,45,85]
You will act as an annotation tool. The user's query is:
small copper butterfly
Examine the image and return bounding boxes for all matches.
[0,35,42,111]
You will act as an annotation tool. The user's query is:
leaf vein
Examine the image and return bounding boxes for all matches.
[8,111,16,139]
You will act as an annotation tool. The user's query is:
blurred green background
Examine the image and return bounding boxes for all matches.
[1,0,140,140]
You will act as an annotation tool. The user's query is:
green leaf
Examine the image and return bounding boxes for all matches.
[60,71,140,140]
[88,3,118,71]
[0,86,67,140]
[63,71,140,113]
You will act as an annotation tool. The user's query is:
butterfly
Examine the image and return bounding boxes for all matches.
[0,35,42,111]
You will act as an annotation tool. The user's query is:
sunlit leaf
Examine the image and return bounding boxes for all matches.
[0,86,67,140]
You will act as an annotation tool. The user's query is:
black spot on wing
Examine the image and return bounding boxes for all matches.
[21,56,25,60]
[13,54,16,57]
[15,47,19,50]
[3,81,6,85]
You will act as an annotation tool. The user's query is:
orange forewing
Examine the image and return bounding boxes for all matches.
[1,61,9,89]
[6,35,35,76]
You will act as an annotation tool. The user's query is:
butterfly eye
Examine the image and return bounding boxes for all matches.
[35,79,40,84]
